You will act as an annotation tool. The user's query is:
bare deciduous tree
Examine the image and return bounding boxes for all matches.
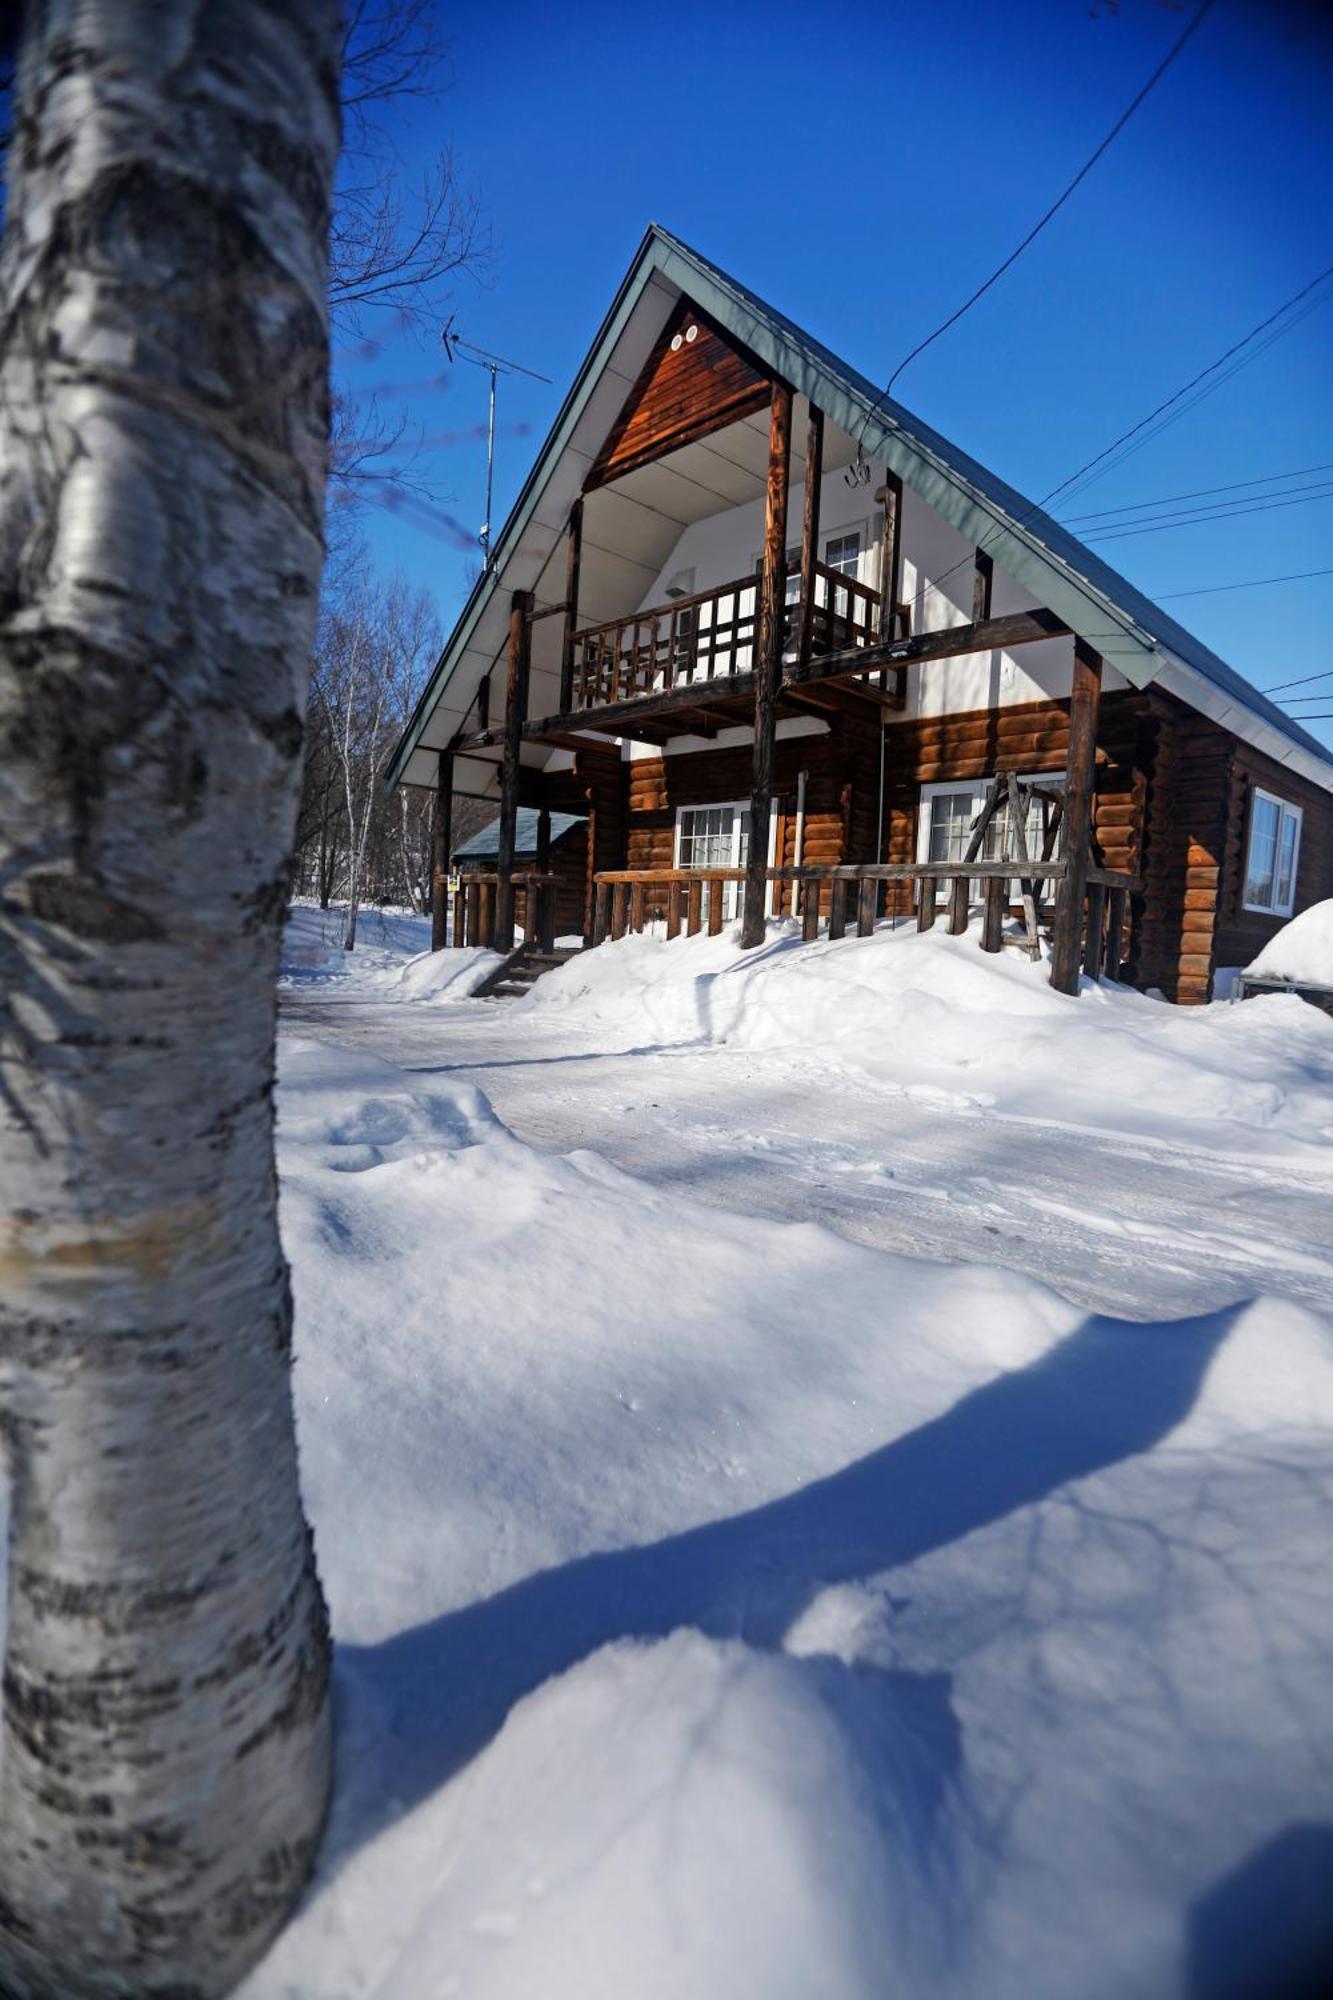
[0,5,339,1993]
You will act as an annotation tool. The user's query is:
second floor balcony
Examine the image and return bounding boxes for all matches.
[566,560,910,716]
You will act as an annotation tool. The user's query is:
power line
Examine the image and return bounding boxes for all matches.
[857,0,1217,440]
[1156,565,1333,602]
[903,260,1333,617]
[1084,482,1333,543]
[1062,461,1333,524]
[1260,666,1333,695]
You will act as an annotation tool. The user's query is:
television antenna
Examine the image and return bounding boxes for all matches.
[440,318,551,573]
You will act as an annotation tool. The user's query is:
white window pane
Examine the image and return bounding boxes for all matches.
[1245,794,1280,908]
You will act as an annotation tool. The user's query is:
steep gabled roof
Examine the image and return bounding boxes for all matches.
[388,225,1333,796]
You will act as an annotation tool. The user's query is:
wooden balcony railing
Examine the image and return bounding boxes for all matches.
[568,566,910,713]
[451,870,560,951]
[591,862,1141,979]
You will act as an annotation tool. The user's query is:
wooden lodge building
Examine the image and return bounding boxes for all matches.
[388,228,1333,1002]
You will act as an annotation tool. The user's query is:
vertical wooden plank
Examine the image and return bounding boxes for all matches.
[687,877,703,936]
[593,880,610,946]
[1050,640,1103,994]
[1107,886,1128,980]
[430,747,453,951]
[982,876,1005,952]
[1083,882,1107,978]
[797,402,824,665]
[611,883,629,941]
[478,879,494,947]
[477,672,490,734]
[828,877,847,940]
[559,498,583,714]
[630,881,646,934]
[802,881,821,942]
[707,877,724,936]
[495,590,532,947]
[667,881,684,939]
[466,880,480,948]
[857,876,877,937]
[948,875,969,934]
[916,877,935,931]
[452,883,465,949]
[742,381,793,949]
[972,548,994,626]
[876,472,904,642]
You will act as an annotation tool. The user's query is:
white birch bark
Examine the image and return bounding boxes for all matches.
[0,5,339,1994]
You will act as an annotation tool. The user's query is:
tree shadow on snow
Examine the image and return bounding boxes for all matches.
[328,1301,1240,1873]
[1187,1822,1333,2000]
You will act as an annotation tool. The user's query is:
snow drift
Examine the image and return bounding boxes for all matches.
[527,919,1333,1161]
[1246,898,1333,985]
[237,1036,1333,1999]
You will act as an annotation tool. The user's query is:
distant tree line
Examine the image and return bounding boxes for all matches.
[292,558,492,937]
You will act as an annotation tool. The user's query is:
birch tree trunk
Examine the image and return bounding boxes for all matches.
[0,6,339,1995]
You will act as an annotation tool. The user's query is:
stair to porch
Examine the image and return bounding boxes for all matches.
[475,944,580,1002]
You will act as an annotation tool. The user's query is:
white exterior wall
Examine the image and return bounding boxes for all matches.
[633,466,1128,724]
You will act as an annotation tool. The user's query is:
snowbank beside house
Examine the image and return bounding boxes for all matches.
[239,1035,1333,2000]
[527,919,1333,1161]
[1246,898,1333,985]
[280,901,503,1000]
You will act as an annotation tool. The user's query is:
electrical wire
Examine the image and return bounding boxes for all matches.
[856,0,1218,441]
[1061,461,1333,525]
[898,261,1333,617]
[1083,482,1333,543]
[1262,665,1333,695]
[1156,566,1333,601]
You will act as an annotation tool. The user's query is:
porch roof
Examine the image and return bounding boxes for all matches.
[388,225,1333,799]
[453,808,585,863]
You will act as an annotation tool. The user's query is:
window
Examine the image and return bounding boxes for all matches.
[1243,788,1302,915]
[823,530,862,579]
[917,776,1060,901]
[675,802,780,921]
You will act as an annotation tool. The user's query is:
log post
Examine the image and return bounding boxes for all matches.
[917,877,935,931]
[477,671,490,734]
[742,381,793,949]
[876,472,904,642]
[1107,885,1128,979]
[494,589,533,949]
[982,876,1005,953]
[1050,639,1103,994]
[1083,882,1107,978]
[948,876,969,934]
[972,548,994,625]
[535,807,554,950]
[797,402,824,666]
[430,748,453,951]
[560,499,583,714]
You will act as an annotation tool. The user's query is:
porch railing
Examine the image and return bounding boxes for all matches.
[590,862,1140,979]
[451,870,560,952]
[569,565,909,713]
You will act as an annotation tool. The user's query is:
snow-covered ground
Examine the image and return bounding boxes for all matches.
[281,900,502,1002]
[1246,897,1333,985]
[246,913,1333,1997]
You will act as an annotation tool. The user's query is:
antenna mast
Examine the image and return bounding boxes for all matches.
[440,320,551,573]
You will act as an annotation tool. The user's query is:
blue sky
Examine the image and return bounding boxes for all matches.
[339,0,1333,747]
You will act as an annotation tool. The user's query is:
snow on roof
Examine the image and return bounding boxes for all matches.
[453,807,586,862]
[1245,900,1333,986]
[388,225,1333,799]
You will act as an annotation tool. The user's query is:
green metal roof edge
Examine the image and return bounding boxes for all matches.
[388,223,1333,793]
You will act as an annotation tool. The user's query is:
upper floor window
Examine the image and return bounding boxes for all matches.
[823,530,862,580]
[1243,787,1301,916]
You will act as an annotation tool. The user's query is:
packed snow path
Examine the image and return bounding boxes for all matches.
[280,987,1333,1323]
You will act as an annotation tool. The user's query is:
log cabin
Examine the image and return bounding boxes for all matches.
[387,227,1333,1002]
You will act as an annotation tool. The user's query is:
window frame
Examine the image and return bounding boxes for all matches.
[1242,786,1303,918]
[673,799,779,918]
[915,773,1062,902]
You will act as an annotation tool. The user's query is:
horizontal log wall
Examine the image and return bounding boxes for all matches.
[1213,734,1333,980]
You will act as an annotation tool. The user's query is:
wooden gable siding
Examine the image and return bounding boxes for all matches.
[586,299,772,490]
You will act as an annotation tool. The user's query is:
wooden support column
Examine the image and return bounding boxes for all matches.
[742,381,793,950]
[1049,638,1103,995]
[972,548,994,625]
[494,590,533,949]
[559,499,583,714]
[797,402,824,666]
[876,473,904,642]
[429,748,454,951]
[477,672,491,734]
